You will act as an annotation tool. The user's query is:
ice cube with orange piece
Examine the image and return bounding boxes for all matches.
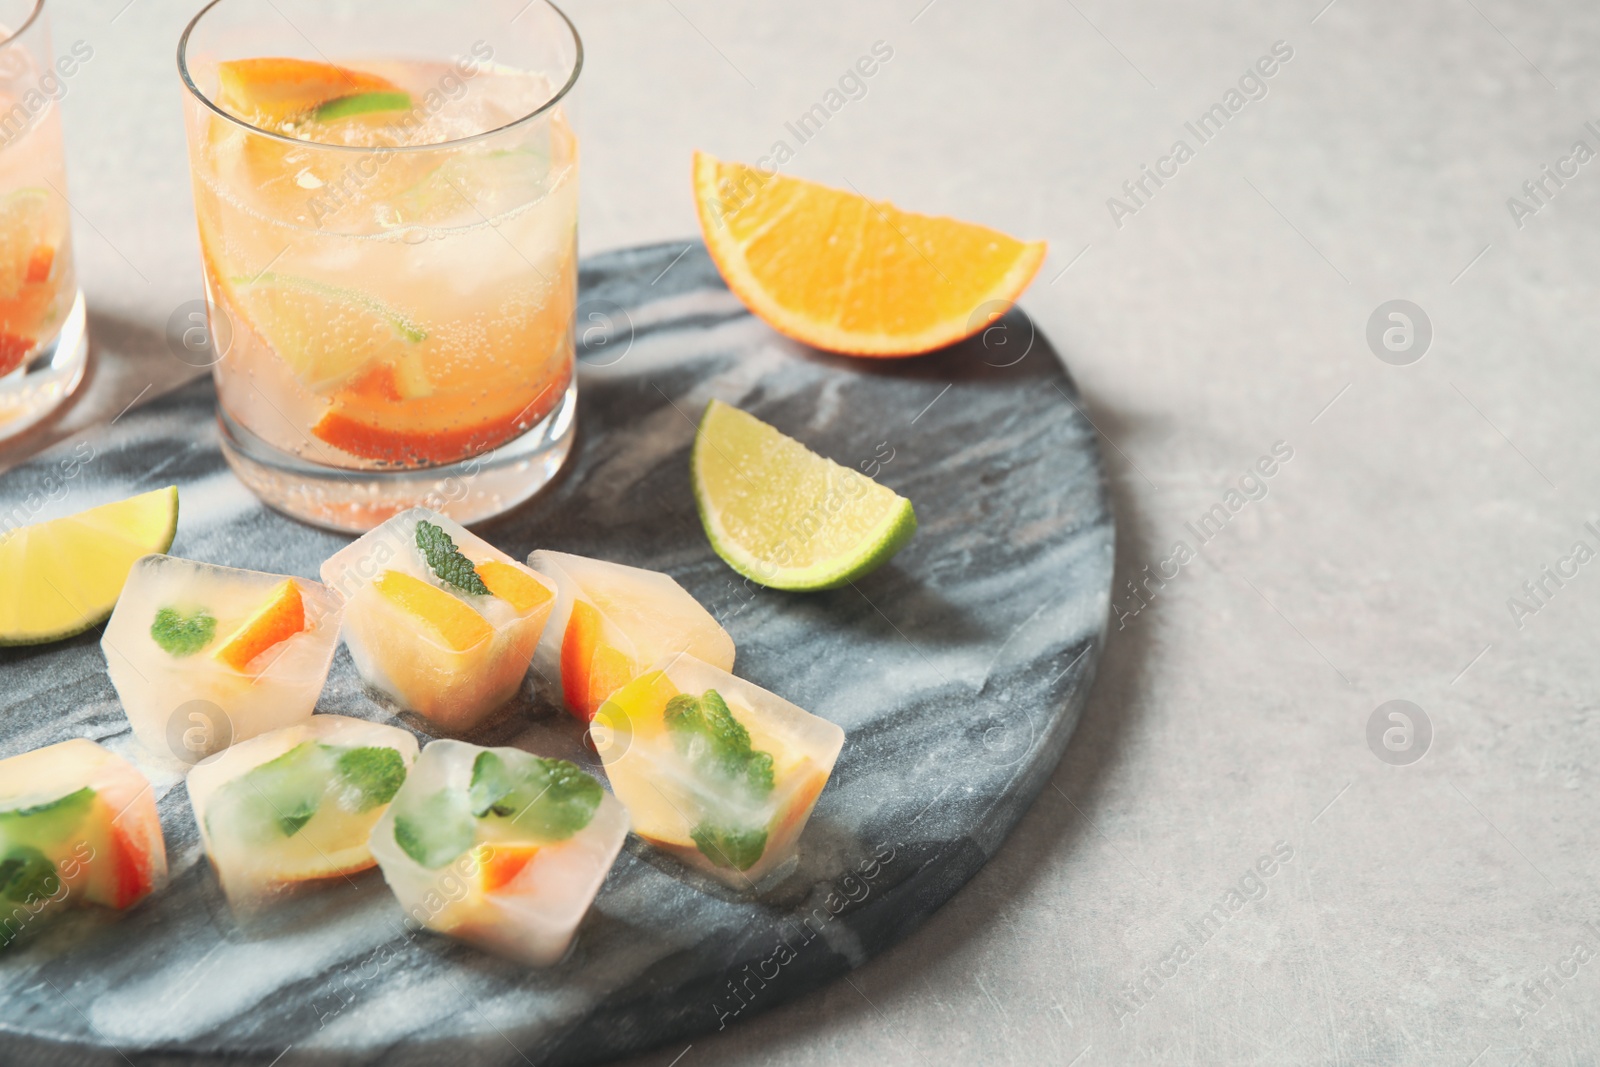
[321,509,556,732]
[0,739,167,947]
[368,739,627,965]
[592,656,843,889]
[102,556,342,762]
[186,715,418,913]
[528,551,734,723]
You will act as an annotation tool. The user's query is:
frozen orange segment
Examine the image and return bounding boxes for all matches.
[215,58,402,124]
[213,577,307,672]
[476,843,540,893]
[693,151,1047,357]
[475,561,553,615]
[560,600,637,722]
[372,570,493,652]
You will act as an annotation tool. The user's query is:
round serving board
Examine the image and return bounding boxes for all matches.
[0,241,1111,1066]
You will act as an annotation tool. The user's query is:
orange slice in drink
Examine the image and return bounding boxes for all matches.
[693,151,1047,357]
[313,363,568,467]
[561,601,635,723]
[474,561,553,615]
[371,570,492,651]
[213,578,307,673]
[215,58,406,126]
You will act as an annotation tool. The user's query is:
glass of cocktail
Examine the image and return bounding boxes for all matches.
[178,0,580,532]
[0,0,87,442]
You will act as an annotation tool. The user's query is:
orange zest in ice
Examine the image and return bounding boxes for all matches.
[474,561,553,614]
[373,570,493,651]
[213,578,307,672]
[215,58,404,125]
[560,601,636,722]
[475,843,539,893]
[107,818,155,910]
[693,151,1047,357]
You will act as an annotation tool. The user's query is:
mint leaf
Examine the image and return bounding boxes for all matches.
[332,746,407,813]
[665,690,775,799]
[415,520,489,596]
[0,847,60,903]
[393,788,475,869]
[151,606,216,657]
[469,749,601,840]
[210,741,327,844]
[690,824,768,871]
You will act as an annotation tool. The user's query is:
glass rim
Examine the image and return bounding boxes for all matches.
[0,0,45,51]
[175,0,582,154]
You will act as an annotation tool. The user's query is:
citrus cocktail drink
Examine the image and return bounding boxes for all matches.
[179,0,582,531]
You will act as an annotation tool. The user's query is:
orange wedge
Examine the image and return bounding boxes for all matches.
[474,561,553,615]
[475,843,539,893]
[213,578,307,672]
[560,601,635,723]
[372,570,492,652]
[693,151,1047,357]
[215,58,402,125]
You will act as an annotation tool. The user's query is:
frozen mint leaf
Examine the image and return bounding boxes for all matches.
[415,520,489,596]
[393,788,475,869]
[210,742,327,844]
[0,786,95,843]
[665,690,774,799]
[0,847,60,903]
[151,606,216,657]
[469,749,600,841]
[332,746,407,813]
[690,823,768,872]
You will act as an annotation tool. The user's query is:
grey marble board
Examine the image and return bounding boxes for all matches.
[0,241,1112,1066]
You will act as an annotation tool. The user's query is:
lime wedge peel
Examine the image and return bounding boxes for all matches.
[0,485,179,646]
[691,399,916,591]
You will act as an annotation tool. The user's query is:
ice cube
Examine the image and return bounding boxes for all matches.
[528,550,735,722]
[186,715,419,913]
[369,739,627,966]
[102,556,343,762]
[0,739,167,946]
[320,509,556,733]
[593,656,843,889]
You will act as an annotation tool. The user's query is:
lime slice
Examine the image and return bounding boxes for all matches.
[312,91,412,122]
[231,272,426,394]
[0,486,179,645]
[691,399,916,590]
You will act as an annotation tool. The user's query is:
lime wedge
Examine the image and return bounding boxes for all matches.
[312,91,412,122]
[0,486,179,645]
[691,399,916,590]
[230,272,425,393]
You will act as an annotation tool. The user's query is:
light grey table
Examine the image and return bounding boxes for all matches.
[9,2,1597,1064]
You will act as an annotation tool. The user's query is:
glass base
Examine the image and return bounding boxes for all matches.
[0,290,88,443]
[218,380,577,533]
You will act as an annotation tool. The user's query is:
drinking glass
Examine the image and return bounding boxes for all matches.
[178,0,581,532]
[0,0,87,443]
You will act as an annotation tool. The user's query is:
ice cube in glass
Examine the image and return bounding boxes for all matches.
[321,509,555,733]
[186,715,419,912]
[102,555,342,761]
[528,550,734,722]
[369,739,627,966]
[594,656,843,888]
[0,739,167,946]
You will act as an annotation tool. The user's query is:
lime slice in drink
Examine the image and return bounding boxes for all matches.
[691,399,916,591]
[231,272,426,394]
[311,91,412,123]
[0,486,179,645]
